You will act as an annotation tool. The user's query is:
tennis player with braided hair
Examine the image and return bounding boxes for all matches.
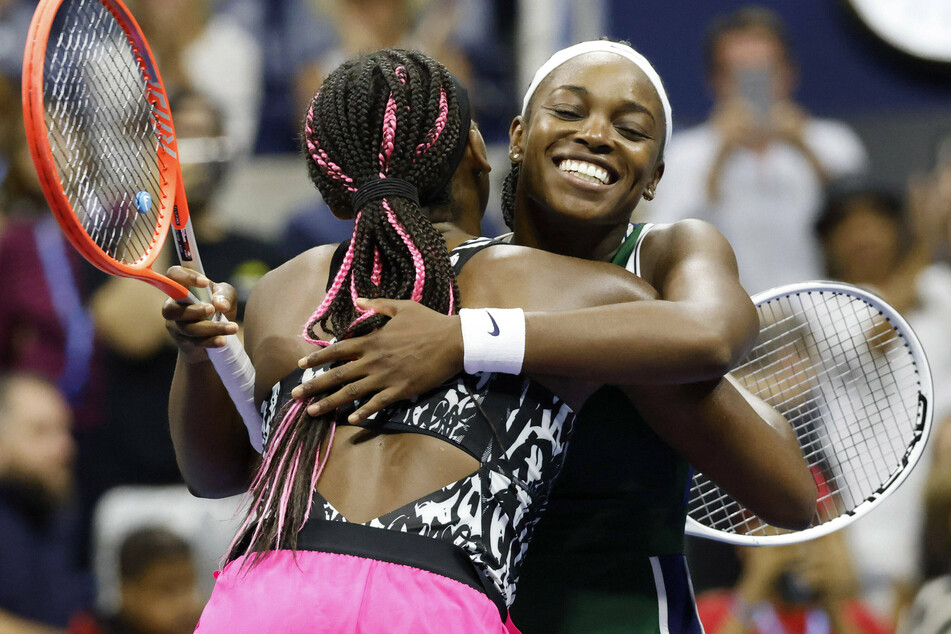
[287,41,819,631]
[166,49,812,632]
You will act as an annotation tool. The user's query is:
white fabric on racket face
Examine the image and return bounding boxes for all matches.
[686,281,932,546]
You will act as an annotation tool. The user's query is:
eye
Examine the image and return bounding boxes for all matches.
[617,127,646,140]
[547,105,583,119]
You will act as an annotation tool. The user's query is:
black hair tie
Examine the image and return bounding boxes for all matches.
[351,177,420,210]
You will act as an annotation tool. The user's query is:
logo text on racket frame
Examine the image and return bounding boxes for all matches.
[147,81,177,159]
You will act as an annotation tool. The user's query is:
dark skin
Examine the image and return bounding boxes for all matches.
[288,52,816,528]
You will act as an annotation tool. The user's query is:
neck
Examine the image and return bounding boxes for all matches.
[511,196,630,262]
[434,222,478,252]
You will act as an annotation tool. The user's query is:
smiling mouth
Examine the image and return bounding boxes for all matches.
[557,159,613,186]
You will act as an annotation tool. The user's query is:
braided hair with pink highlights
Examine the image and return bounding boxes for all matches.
[227,49,472,563]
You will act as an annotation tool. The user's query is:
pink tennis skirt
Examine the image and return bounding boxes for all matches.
[196,520,521,634]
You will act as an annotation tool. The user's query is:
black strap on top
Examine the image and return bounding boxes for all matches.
[450,237,510,276]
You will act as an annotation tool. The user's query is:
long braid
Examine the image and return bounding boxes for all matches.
[501,161,520,230]
[229,50,468,563]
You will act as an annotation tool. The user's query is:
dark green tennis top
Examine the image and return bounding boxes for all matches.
[510,223,701,634]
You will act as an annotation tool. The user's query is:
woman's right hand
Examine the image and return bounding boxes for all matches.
[162,266,239,364]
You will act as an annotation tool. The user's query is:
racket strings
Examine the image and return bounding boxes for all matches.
[688,290,924,536]
[43,0,165,264]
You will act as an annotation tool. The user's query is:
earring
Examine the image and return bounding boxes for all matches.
[643,189,655,201]
[509,148,522,162]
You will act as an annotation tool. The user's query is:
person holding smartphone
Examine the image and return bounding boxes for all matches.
[647,6,869,295]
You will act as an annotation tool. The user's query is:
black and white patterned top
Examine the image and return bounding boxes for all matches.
[258,238,576,607]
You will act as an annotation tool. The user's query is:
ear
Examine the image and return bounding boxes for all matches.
[508,116,525,163]
[648,160,665,195]
[465,126,492,174]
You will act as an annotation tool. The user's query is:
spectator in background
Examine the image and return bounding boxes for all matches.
[129,0,262,156]
[647,6,868,294]
[72,527,202,634]
[908,132,951,265]
[86,91,282,497]
[0,373,93,631]
[249,0,513,153]
[899,420,951,634]
[814,177,951,622]
[696,533,891,634]
[0,93,104,434]
[0,0,33,78]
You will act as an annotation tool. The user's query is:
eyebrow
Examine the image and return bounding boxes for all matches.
[551,85,656,122]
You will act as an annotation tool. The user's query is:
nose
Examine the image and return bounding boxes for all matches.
[574,113,613,153]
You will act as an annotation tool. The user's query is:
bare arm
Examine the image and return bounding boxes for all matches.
[298,225,756,418]
[163,267,256,498]
[622,376,815,530]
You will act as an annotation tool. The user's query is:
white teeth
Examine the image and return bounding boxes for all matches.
[558,159,610,185]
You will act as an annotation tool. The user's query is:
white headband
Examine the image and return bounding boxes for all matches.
[521,41,672,149]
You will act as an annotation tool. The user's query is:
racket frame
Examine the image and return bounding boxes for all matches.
[21,0,262,451]
[22,0,201,302]
[685,280,933,546]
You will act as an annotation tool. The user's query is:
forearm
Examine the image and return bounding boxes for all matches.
[169,354,256,498]
[522,300,756,385]
[624,377,816,529]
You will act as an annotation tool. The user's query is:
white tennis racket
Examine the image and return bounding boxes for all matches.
[686,281,933,545]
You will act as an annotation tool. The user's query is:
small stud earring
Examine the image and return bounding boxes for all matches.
[509,149,521,162]
[643,189,655,201]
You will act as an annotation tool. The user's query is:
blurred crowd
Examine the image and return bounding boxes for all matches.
[0,1,949,632]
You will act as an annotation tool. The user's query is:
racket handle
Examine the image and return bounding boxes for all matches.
[207,329,264,454]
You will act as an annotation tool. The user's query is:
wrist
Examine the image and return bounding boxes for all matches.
[459,308,526,375]
[180,347,212,365]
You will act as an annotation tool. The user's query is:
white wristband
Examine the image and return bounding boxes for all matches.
[459,308,526,375]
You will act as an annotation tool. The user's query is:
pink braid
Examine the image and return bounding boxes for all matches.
[378,92,399,175]
[370,248,382,286]
[301,212,363,346]
[274,443,304,545]
[305,101,356,191]
[299,421,337,530]
[382,199,425,301]
[414,87,448,157]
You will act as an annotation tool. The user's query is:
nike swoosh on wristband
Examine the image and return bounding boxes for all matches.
[486,311,500,336]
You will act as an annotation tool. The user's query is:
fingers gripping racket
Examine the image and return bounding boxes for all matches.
[686,281,932,545]
[22,0,264,452]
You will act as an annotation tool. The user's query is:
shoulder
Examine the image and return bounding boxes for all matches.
[250,244,338,303]
[638,219,742,290]
[641,219,734,262]
[245,244,338,342]
[458,243,658,311]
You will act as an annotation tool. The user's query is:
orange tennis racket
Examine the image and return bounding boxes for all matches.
[22,0,263,451]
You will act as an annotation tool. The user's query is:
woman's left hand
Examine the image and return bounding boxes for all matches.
[291,298,464,423]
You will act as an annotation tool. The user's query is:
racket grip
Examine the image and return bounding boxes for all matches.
[207,332,264,454]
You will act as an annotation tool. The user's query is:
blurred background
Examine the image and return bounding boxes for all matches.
[1,0,950,632]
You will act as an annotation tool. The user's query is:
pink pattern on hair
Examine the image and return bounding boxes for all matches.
[370,248,382,286]
[394,65,407,84]
[381,199,425,301]
[305,102,356,190]
[414,87,448,157]
[301,213,363,346]
[300,421,337,529]
[378,92,399,175]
